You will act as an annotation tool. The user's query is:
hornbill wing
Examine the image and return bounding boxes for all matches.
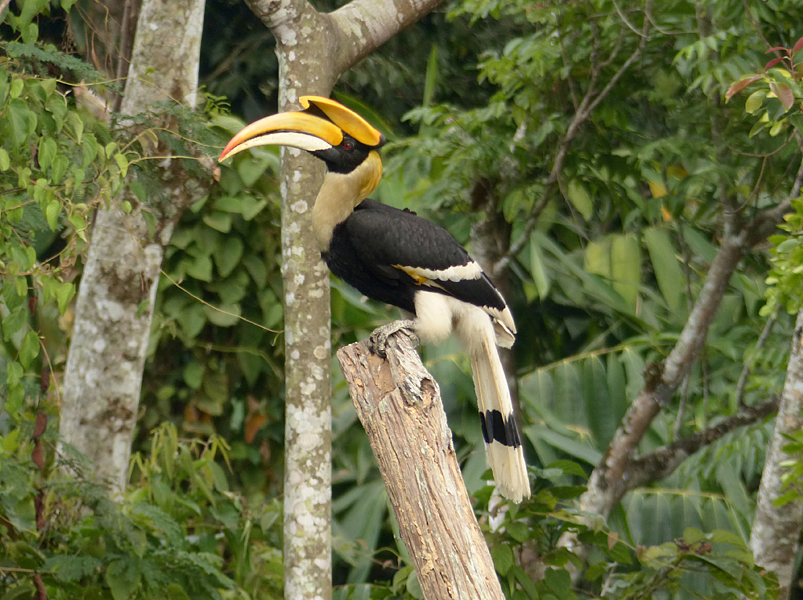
[347,200,509,315]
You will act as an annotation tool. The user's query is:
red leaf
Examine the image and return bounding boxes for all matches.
[765,57,786,71]
[793,36,803,55]
[725,76,760,99]
[33,411,47,438]
[770,82,795,110]
[766,46,788,54]
[245,414,267,443]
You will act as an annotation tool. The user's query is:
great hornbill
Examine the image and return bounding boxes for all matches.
[219,96,530,502]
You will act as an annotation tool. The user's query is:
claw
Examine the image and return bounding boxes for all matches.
[369,319,419,357]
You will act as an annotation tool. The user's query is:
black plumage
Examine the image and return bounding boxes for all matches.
[324,198,506,316]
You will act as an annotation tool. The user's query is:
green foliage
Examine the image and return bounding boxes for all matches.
[763,197,803,316]
[0,34,123,426]
[0,419,282,599]
[3,1,800,599]
[374,0,797,596]
[771,429,803,507]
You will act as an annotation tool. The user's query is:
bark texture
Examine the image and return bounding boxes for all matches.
[337,331,504,600]
[750,310,803,600]
[60,0,207,495]
[242,0,445,597]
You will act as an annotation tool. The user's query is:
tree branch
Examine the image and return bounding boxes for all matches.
[331,0,447,74]
[580,231,747,518]
[625,396,780,490]
[337,330,505,600]
[245,0,447,77]
[497,2,652,276]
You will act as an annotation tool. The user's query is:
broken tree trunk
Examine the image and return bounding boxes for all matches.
[336,330,504,600]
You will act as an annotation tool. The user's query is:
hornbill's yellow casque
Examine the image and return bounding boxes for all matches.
[220,96,530,502]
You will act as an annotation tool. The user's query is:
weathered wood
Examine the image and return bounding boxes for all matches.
[336,330,504,600]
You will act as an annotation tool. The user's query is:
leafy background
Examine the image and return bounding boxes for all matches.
[2,0,802,598]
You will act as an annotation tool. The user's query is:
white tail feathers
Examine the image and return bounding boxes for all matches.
[412,291,529,501]
[470,328,530,503]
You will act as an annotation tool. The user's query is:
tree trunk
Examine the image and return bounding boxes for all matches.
[750,310,803,600]
[337,331,505,600]
[60,0,207,495]
[243,1,445,597]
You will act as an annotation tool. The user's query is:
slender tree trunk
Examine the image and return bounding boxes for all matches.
[275,31,337,600]
[338,332,505,600]
[243,1,444,597]
[750,310,803,600]
[60,0,207,495]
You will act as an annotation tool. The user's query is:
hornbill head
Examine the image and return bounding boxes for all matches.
[219,96,386,200]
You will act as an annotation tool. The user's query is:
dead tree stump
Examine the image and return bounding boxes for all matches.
[336,329,505,600]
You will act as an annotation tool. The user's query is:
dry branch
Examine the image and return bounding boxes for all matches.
[337,331,504,600]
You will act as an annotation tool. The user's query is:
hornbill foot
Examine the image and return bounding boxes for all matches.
[369,319,419,358]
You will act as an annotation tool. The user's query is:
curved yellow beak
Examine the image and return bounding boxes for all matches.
[219,96,384,162]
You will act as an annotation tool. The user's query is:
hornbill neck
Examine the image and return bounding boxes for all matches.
[312,150,383,252]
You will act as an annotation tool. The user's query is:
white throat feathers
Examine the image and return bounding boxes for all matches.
[312,151,382,251]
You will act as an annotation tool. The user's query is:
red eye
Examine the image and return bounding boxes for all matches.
[343,140,353,150]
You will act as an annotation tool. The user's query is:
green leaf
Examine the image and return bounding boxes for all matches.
[51,155,69,184]
[67,111,84,143]
[423,45,440,108]
[19,0,48,29]
[38,137,57,171]
[529,236,551,299]
[566,179,593,221]
[10,77,23,99]
[745,89,766,114]
[8,99,32,149]
[202,211,232,233]
[406,572,424,600]
[236,156,271,187]
[212,195,242,213]
[213,236,243,278]
[176,302,206,338]
[22,23,39,45]
[56,282,75,314]
[45,199,60,230]
[183,362,204,389]
[584,238,610,278]
[185,255,213,282]
[44,555,102,583]
[114,153,129,177]
[165,583,190,600]
[0,68,8,106]
[492,544,514,576]
[105,559,140,600]
[610,233,640,311]
[0,148,9,171]
[644,227,685,313]
[544,568,572,595]
[683,526,706,544]
[82,134,98,168]
[19,331,40,370]
[241,196,268,221]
